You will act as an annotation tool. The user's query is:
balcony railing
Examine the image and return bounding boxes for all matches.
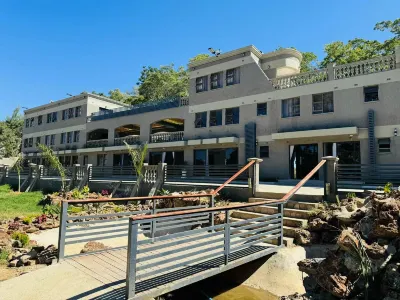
[85,139,109,148]
[272,54,397,90]
[114,135,140,146]
[333,55,396,79]
[150,131,184,143]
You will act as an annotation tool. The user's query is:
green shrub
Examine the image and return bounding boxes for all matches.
[0,184,11,193]
[384,182,393,194]
[346,192,356,199]
[11,232,30,247]
[0,248,10,264]
[71,188,84,199]
[43,204,60,216]
[68,206,83,214]
[22,216,33,225]
[81,185,90,195]
[114,206,123,213]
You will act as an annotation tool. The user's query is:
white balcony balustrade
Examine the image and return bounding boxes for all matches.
[150,131,184,143]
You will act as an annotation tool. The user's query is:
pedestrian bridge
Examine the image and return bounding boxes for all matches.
[55,158,330,299]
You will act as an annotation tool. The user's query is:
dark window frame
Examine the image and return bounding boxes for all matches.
[75,106,82,117]
[364,85,379,102]
[38,115,42,125]
[209,109,222,127]
[195,112,207,128]
[312,92,334,114]
[260,146,270,158]
[73,131,80,143]
[226,67,240,86]
[257,103,267,116]
[210,72,222,90]
[225,107,240,125]
[196,76,208,93]
[282,97,300,118]
[378,138,391,153]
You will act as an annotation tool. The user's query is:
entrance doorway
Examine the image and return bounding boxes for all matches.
[324,142,360,164]
[289,144,319,179]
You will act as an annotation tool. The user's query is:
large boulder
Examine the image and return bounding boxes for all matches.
[293,229,319,246]
[308,218,330,232]
[381,263,400,299]
[0,231,11,248]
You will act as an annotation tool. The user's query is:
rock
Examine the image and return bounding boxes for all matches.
[321,231,339,244]
[308,218,330,232]
[354,216,374,239]
[297,258,323,275]
[27,249,38,259]
[81,241,109,253]
[343,252,361,274]
[371,220,399,239]
[37,245,58,265]
[0,231,11,248]
[12,240,22,248]
[334,207,356,224]
[214,212,225,225]
[32,246,45,253]
[365,242,386,259]
[337,228,360,252]
[25,227,39,233]
[8,259,22,267]
[293,229,312,245]
[381,263,400,297]
[19,254,31,264]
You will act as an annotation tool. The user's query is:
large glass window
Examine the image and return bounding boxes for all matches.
[225,107,239,125]
[60,133,66,144]
[52,112,57,122]
[67,132,72,144]
[149,151,184,165]
[378,138,391,153]
[312,92,334,114]
[73,131,80,143]
[282,97,300,118]
[113,153,132,166]
[38,115,42,125]
[194,149,207,165]
[208,148,238,165]
[210,72,222,89]
[226,68,240,86]
[209,109,222,126]
[195,112,207,128]
[75,106,82,117]
[257,103,267,116]
[97,154,107,166]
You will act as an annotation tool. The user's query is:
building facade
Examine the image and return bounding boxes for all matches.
[22,46,400,181]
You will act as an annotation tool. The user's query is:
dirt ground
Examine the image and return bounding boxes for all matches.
[0,264,46,282]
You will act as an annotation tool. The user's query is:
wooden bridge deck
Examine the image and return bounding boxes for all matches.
[64,231,279,299]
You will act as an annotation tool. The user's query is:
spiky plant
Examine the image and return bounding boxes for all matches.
[37,143,66,192]
[124,142,148,196]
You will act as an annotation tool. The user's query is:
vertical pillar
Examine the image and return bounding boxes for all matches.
[395,45,400,69]
[126,221,138,299]
[278,203,284,247]
[57,201,68,261]
[72,164,80,187]
[86,164,92,183]
[322,156,339,203]
[224,209,230,265]
[327,63,336,80]
[247,158,263,197]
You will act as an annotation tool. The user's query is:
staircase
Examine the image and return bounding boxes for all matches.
[230,198,320,247]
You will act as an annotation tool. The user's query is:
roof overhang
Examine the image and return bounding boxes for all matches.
[272,127,358,140]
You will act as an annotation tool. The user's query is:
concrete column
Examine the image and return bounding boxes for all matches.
[157,162,167,185]
[322,156,339,203]
[327,63,336,80]
[395,45,400,69]
[247,158,263,197]
[86,164,93,182]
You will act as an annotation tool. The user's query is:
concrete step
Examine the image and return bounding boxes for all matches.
[242,205,312,220]
[254,191,323,202]
[230,211,307,228]
[283,226,298,238]
[248,198,320,211]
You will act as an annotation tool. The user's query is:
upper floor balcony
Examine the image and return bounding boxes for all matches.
[271,53,398,90]
[88,96,189,122]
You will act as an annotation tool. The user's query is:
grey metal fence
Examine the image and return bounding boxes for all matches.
[337,164,400,189]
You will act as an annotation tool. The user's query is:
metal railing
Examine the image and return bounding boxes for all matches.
[41,166,73,178]
[166,164,248,182]
[7,167,30,177]
[90,166,138,180]
[150,131,184,143]
[125,159,326,298]
[338,164,400,188]
[85,139,109,148]
[114,135,140,146]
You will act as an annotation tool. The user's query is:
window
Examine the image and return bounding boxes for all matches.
[25,119,29,128]
[282,97,300,118]
[364,85,379,102]
[226,67,240,86]
[45,135,50,145]
[52,112,57,122]
[378,138,390,153]
[260,146,270,158]
[225,107,240,125]
[73,131,80,143]
[195,112,207,128]
[38,115,42,125]
[29,118,34,127]
[23,139,28,148]
[62,109,68,120]
[72,156,78,165]
[47,113,52,123]
[60,133,66,144]
[312,92,334,114]
[75,106,82,117]
[210,72,222,90]
[68,108,74,119]
[83,155,88,165]
[36,137,41,145]
[67,132,72,144]
[59,156,65,166]
[196,76,208,93]
[257,103,267,116]
[97,154,107,166]
[209,109,222,126]
[50,134,55,145]
[65,156,71,167]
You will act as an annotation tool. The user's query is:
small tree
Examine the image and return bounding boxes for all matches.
[37,144,66,192]
[124,142,148,196]
[12,153,24,193]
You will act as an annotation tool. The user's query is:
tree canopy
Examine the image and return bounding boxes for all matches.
[0,108,23,158]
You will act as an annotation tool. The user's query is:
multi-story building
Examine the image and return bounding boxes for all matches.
[22,45,400,181]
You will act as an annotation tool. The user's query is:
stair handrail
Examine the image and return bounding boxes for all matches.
[130,158,327,221]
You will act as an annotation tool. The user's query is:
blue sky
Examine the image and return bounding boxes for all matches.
[0,0,399,119]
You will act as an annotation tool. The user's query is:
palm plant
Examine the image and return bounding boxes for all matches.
[37,144,66,192]
[124,142,148,196]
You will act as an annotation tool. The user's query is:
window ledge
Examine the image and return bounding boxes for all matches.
[312,112,335,116]
[281,115,301,119]
[210,87,223,92]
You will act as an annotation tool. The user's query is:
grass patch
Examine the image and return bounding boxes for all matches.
[0,185,44,220]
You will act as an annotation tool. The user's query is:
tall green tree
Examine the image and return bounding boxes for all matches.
[0,107,23,158]
[320,18,399,67]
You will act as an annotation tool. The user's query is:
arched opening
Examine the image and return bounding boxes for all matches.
[86,129,109,148]
[150,118,184,143]
[114,124,140,146]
